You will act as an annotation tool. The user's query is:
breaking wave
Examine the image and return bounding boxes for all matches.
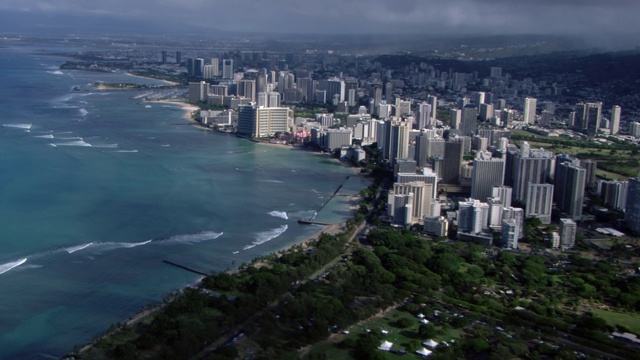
[34,134,54,139]
[55,140,92,147]
[64,243,94,254]
[47,70,63,75]
[3,123,32,129]
[243,225,288,250]
[0,258,27,275]
[158,231,224,245]
[260,180,284,184]
[268,211,288,220]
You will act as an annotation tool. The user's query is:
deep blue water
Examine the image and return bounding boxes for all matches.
[0,45,359,359]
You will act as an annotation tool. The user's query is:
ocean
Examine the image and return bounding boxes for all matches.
[0,44,365,359]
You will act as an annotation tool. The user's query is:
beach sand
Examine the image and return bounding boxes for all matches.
[149,100,199,120]
[125,72,178,85]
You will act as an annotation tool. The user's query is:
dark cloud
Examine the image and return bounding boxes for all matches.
[0,0,639,36]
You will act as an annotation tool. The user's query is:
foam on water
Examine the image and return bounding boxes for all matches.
[79,108,88,116]
[64,243,94,254]
[93,240,152,251]
[46,70,63,75]
[34,134,54,139]
[0,258,27,275]
[158,231,224,245]
[3,123,32,129]
[113,150,138,153]
[268,211,288,220]
[55,140,92,147]
[92,144,118,148]
[260,180,285,184]
[243,225,288,250]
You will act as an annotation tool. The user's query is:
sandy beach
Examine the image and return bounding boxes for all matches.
[147,100,201,121]
[125,72,178,85]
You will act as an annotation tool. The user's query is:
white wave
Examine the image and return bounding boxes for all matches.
[268,211,288,220]
[113,150,138,153]
[232,251,240,254]
[33,134,54,139]
[260,180,284,184]
[65,242,94,254]
[161,144,171,147]
[243,225,288,250]
[158,231,223,245]
[287,210,318,221]
[145,105,152,108]
[58,136,82,140]
[79,108,88,116]
[48,143,57,147]
[55,140,92,147]
[3,123,32,129]
[96,240,152,251]
[92,144,118,148]
[47,70,63,75]
[0,258,27,275]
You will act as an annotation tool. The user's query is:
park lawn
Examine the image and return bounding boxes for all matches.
[597,168,628,181]
[591,309,640,334]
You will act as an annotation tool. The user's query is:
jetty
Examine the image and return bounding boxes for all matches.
[297,219,334,226]
[163,260,209,276]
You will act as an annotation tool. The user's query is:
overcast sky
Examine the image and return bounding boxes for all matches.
[1,0,639,37]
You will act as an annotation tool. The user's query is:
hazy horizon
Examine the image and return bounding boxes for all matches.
[0,1,639,51]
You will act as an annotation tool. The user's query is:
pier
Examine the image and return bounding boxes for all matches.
[163,260,209,276]
[297,219,334,226]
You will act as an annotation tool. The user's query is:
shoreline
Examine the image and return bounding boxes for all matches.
[124,72,178,85]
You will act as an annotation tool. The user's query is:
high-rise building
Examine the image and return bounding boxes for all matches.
[210,58,220,77]
[512,144,553,202]
[625,178,640,234]
[417,103,432,129]
[502,207,524,239]
[610,105,621,135]
[577,102,602,135]
[161,50,167,64]
[442,140,463,184]
[631,122,640,138]
[458,199,490,234]
[427,95,438,120]
[236,79,256,102]
[559,218,577,250]
[397,170,438,199]
[490,67,502,78]
[501,219,519,249]
[318,78,345,103]
[388,181,434,224]
[479,103,494,122]
[472,91,486,106]
[388,120,411,166]
[222,59,234,80]
[188,81,208,103]
[461,105,478,135]
[601,180,628,212]
[450,109,462,129]
[525,183,554,224]
[175,51,182,64]
[236,103,293,138]
[415,135,444,168]
[581,159,597,190]
[492,186,513,208]
[555,161,586,220]
[523,97,537,124]
[471,152,505,202]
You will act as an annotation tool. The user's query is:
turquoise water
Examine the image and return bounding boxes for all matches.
[0,45,360,359]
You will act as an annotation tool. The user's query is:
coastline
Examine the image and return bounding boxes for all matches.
[125,72,178,85]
